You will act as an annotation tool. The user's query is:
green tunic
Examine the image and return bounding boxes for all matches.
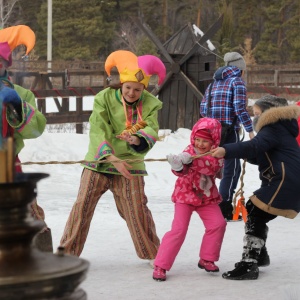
[84,87,162,175]
[1,74,46,155]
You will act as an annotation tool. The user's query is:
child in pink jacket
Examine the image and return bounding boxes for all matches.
[153,117,227,281]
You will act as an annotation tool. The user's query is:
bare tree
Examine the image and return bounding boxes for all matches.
[113,20,141,53]
[0,0,19,28]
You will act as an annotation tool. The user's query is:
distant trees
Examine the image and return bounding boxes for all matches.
[0,0,19,28]
[253,1,300,64]
[34,0,116,60]
[2,0,300,65]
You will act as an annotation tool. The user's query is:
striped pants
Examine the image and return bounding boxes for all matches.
[60,168,160,259]
[31,199,46,221]
[16,155,46,226]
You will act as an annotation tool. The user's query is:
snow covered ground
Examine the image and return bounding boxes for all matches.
[19,129,300,300]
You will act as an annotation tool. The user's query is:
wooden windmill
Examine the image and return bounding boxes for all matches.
[137,15,224,131]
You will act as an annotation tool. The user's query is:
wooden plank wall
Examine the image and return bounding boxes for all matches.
[158,53,216,131]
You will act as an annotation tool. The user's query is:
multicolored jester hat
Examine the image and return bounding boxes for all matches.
[0,25,36,66]
[104,50,166,136]
[105,50,166,88]
[0,25,36,144]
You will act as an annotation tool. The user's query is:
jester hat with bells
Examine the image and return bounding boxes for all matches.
[0,25,36,67]
[105,50,166,88]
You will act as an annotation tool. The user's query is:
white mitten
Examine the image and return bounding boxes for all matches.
[166,154,183,171]
[178,152,192,165]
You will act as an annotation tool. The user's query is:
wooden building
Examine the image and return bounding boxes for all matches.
[157,22,216,131]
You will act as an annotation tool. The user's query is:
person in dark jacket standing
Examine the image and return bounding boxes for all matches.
[200,52,254,221]
[211,95,300,280]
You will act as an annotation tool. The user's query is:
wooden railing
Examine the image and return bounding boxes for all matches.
[7,66,300,133]
[245,68,300,100]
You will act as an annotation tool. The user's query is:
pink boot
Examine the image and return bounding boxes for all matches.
[198,259,219,272]
[153,265,166,281]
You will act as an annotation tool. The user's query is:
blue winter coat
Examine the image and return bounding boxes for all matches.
[223,105,300,218]
[200,66,253,133]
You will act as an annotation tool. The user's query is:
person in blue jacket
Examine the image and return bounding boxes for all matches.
[200,52,254,221]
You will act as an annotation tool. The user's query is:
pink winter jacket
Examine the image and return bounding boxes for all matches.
[171,118,224,206]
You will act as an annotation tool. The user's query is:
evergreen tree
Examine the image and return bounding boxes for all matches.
[36,0,116,60]
[16,0,43,32]
[214,0,234,64]
[281,0,300,63]
[254,0,300,64]
[7,0,300,65]
[287,2,300,62]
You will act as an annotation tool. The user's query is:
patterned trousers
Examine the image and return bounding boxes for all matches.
[60,168,160,259]
[31,199,46,221]
[16,156,46,225]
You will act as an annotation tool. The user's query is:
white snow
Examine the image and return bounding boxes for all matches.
[192,24,216,51]
[19,129,300,300]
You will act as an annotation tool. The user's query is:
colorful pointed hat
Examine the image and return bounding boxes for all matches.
[0,42,12,66]
[105,50,166,87]
[0,25,36,66]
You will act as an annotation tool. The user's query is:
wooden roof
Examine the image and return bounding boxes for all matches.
[162,22,208,56]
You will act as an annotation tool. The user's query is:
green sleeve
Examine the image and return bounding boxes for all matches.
[87,88,116,161]
[7,85,46,154]
[132,93,162,153]
[84,88,162,173]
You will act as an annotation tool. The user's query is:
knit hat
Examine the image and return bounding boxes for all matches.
[224,52,246,71]
[254,95,288,113]
[194,129,213,142]
[105,50,166,87]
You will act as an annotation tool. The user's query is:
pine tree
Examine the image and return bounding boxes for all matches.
[7,0,300,65]
[253,0,300,64]
[35,0,116,60]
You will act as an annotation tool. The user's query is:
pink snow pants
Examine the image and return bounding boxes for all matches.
[154,202,226,271]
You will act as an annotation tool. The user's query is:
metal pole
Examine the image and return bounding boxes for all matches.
[47,0,52,72]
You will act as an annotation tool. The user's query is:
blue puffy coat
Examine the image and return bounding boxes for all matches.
[224,105,300,218]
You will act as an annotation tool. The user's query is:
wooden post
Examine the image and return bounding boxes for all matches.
[6,137,14,183]
[0,138,15,183]
[0,149,7,183]
[274,70,279,87]
[76,96,83,134]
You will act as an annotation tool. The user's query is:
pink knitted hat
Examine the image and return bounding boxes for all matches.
[194,129,213,142]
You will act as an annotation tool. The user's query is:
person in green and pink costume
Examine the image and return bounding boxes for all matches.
[0,25,52,252]
[60,50,166,266]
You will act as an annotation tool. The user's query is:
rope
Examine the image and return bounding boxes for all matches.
[17,151,213,166]
[86,87,97,95]
[68,87,82,96]
[52,88,64,97]
[232,159,247,213]
[260,85,277,96]
[30,89,42,98]
[195,41,223,60]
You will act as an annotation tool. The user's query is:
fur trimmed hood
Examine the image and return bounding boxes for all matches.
[255,105,300,133]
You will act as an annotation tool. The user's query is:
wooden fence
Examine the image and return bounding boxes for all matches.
[245,68,300,100]
[8,66,300,133]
